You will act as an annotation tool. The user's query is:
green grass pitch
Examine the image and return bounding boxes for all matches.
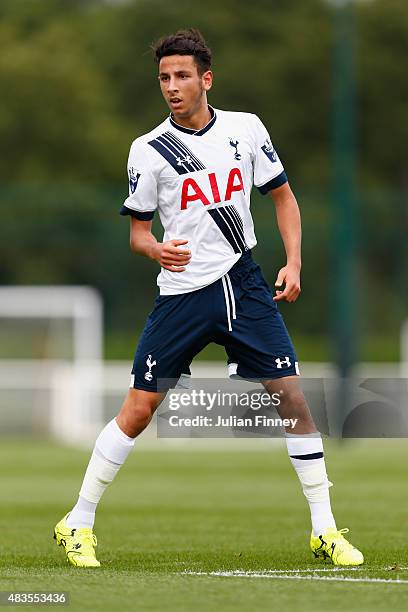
[0,438,407,611]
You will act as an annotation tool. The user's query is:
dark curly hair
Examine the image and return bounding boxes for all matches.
[152,28,212,75]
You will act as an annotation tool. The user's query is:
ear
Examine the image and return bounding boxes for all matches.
[202,70,213,92]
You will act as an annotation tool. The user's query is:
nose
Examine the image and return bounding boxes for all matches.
[167,77,179,93]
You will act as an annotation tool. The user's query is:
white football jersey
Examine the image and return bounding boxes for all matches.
[121,106,287,295]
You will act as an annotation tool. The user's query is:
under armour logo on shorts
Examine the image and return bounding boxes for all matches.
[275,356,292,369]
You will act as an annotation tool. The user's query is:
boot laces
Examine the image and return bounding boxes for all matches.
[334,528,353,550]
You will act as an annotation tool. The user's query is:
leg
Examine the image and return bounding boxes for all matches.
[67,388,165,529]
[263,376,336,537]
[219,257,362,564]
[262,376,363,565]
[116,388,166,437]
[218,259,335,535]
[262,375,316,435]
[55,286,213,567]
[53,389,164,568]
[68,293,204,528]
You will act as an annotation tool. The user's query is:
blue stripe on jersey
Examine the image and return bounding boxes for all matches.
[164,132,206,170]
[229,207,248,244]
[148,131,206,175]
[148,139,189,175]
[228,205,246,238]
[219,206,248,252]
[208,205,248,254]
[226,205,246,239]
[208,208,241,254]
[156,135,202,172]
[257,171,288,195]
[120,205,155,220]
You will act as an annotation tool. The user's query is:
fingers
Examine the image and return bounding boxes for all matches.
[162,252,191,263]
[164,248,191,259]
[273,290,285,302]
[161,250,191,266]
[160,239,191,272]
[274,268,286,290]
[274,268,287,301]
[165,242,191,258]
[273,283,301,302]
[161,264,186,273]
[274,265,301,302]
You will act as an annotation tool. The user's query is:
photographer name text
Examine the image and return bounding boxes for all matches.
[167,415,298,428]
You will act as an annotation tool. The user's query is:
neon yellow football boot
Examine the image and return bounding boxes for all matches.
[54,514,100,568]
[310,527,364,566]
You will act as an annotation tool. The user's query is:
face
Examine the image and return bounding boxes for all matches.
[158,54,212,119]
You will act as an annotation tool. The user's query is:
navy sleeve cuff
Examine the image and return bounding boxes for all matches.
[120,206,155,220]
[257,171,288,195]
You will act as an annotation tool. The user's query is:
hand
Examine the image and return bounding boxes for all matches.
[273,264,301,302]
[154,239,191,273]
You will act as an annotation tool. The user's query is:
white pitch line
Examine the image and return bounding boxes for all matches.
[183,570,408,585]
[232,567,407,573]
[184,567,408,574]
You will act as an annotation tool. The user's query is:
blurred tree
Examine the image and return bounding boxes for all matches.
[358,0,408,190]
[0,13,128,181]
[356,0,408,351]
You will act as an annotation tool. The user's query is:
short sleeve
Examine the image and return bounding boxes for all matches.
[251,115,288,195]
[120,139,158,220]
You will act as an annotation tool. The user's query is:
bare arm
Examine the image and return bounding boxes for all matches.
[129,218,191,273]
[268,182,302,302]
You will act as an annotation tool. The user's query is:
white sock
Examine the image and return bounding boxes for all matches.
[286,433,336,536]
[66,418,136,529]
[66,496,97,529]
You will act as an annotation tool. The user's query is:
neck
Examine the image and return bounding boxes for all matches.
[172,102,212,131]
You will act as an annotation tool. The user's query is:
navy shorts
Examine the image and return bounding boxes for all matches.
[131,251,299,392]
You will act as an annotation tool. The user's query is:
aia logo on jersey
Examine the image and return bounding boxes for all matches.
[128,167,141,194]
[181,167,245,210]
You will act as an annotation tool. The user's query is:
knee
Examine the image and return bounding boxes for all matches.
[264,380,305,413]
[279,387,306,411]
[277,387,317,431]
[125,400,155,428]
[117,391,161,437]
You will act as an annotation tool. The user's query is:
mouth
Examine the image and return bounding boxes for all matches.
[169,97,183,109]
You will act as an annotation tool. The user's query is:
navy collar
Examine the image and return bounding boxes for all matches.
[169,105,217,136]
